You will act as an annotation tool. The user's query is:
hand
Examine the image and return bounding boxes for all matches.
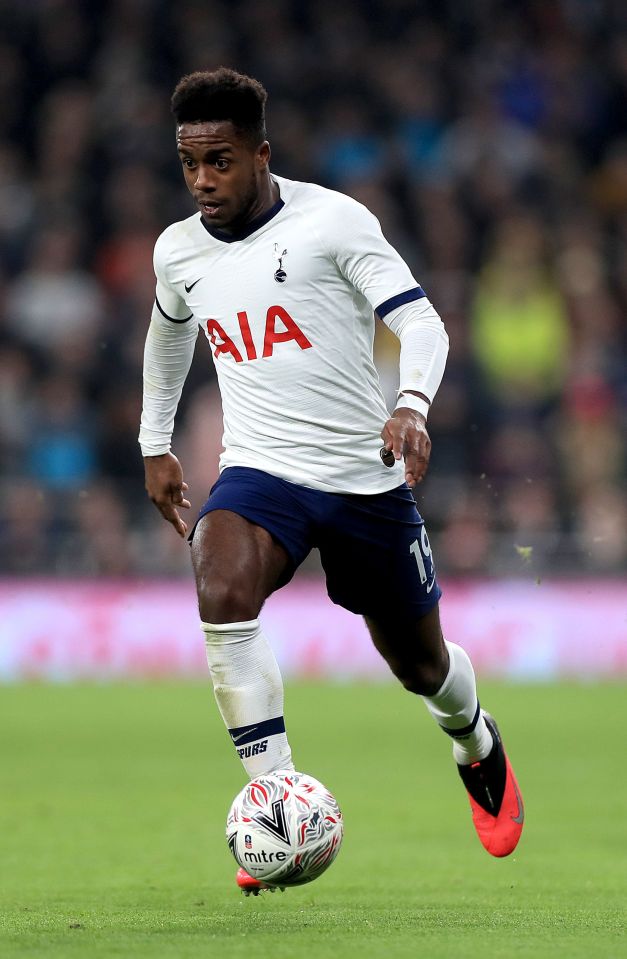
[380,407,431,487]
[144,451,191,538]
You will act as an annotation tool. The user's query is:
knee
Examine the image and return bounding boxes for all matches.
[196,575,261,624]
[366,606,449,697]
[393,652,449,697]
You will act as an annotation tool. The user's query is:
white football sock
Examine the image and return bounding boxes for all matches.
[201,618,294,779]
[422,640,493,764]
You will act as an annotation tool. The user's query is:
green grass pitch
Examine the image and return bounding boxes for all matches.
[1,681,625,958]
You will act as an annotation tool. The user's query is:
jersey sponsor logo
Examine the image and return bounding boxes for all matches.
[184,278,202,292]
[206,306,312,362]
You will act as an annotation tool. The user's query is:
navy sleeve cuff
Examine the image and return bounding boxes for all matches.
[376,286,426,319]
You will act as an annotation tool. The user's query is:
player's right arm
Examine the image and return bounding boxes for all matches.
[139,230,198,537]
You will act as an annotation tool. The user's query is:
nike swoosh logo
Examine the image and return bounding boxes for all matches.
[185,278,202,293]
[426,575,436,593]
[232,727,258,743]
[511,781,525,824]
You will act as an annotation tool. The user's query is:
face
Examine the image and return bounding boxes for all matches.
[176,121,271,232]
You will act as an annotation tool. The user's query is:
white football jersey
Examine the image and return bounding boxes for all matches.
[149,174,431,494]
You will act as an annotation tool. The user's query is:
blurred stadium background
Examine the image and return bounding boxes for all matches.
[0,0,625,680]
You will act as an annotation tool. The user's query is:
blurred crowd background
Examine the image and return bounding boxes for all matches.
[0,0,625,578]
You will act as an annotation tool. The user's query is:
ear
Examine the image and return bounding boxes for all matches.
[257,140,271,170]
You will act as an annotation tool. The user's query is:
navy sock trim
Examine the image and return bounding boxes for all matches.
[440,701,481,739]
[228,716,286,746]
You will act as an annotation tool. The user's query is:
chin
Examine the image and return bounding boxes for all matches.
[203,213,229,229]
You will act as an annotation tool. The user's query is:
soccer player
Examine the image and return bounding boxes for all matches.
[139,68,524,892]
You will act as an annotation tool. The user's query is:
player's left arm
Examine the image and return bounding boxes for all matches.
[378,296,448,486]
[327,194,449,486]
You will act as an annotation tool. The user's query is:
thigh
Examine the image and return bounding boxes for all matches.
[191,466,313,577]
[190,467,315,623]
[318,484,442,621]
[191,509,291,622]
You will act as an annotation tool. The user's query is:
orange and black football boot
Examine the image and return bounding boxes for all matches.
[457,713,524,858]
[235,867,285,896]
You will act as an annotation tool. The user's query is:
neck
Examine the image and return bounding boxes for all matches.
[200,174,283,243]
[224,172,278,236]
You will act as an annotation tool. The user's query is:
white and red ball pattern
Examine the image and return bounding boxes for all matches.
[226,770,343,886]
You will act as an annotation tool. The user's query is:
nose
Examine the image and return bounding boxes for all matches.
[194,164,216,192]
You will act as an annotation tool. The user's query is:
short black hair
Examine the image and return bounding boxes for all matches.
[171,67,267,146]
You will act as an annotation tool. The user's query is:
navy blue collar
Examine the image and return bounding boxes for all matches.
[200,197,285,243]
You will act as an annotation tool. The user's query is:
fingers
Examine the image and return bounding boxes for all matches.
[381,419,406,460]
[380,423,403,461]
[159,503,189,538]
[172,486,191,510]
[405,432,431,486]
[380,416,431,487]
[150,484,191,537]
[166,482,191,536]
[144,454,192,537]
[404,448,430,487]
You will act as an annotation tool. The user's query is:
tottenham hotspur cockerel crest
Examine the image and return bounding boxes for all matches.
[273,243,288,283]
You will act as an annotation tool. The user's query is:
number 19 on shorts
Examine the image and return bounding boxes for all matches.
[410,527,437,593]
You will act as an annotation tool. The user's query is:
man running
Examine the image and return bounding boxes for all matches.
[139,67,524,893]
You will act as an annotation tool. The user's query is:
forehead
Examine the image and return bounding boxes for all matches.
[176,121,245,151]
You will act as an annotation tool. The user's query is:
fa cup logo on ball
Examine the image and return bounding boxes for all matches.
[273,244,288,283]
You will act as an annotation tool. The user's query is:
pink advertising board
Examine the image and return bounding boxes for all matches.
[0,578,625,681]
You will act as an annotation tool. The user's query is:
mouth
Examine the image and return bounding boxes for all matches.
[198,199,223,218]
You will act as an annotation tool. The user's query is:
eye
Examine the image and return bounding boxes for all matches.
[181,157,196,169]
[215,158,230,170]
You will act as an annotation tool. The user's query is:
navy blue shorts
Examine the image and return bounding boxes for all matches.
[193,467,441,620]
